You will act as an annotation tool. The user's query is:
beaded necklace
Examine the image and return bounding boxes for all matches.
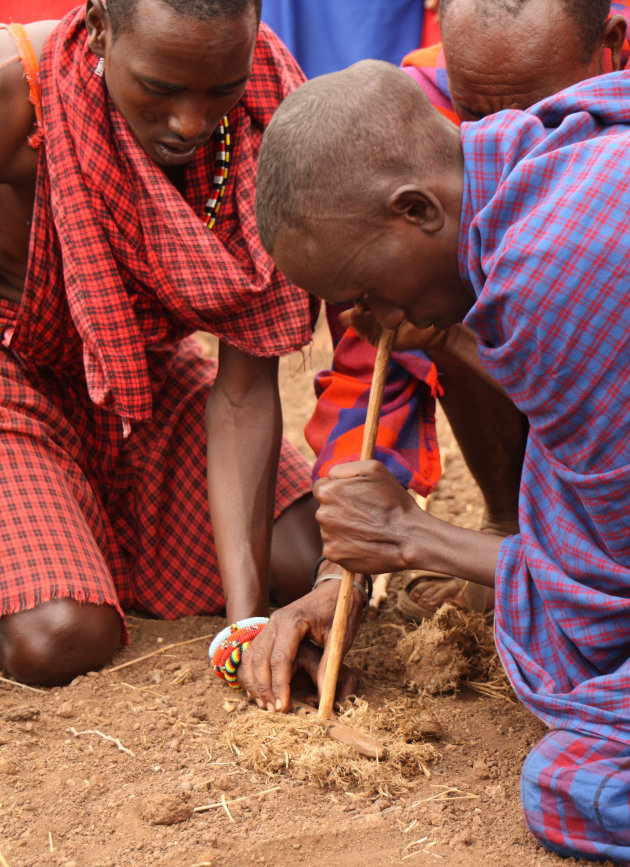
[202,115,231,230]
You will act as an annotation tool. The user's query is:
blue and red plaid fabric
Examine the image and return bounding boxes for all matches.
[308,5,630,497]
[521,729,630,862]
[461,73,630,746]
[6,8,318,426]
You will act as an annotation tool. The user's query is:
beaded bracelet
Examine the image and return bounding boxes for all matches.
[311,555,373,606]
[209,617,269,689]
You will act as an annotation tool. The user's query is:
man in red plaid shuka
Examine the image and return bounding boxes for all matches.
[0,0,333,687]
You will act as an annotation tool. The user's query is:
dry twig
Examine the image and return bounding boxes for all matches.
[0,674,46,694]
[68,726,135,756]
[409,785,478,807]
[193,785,280,813]
[107,632,215,673]
[220,793,234,823]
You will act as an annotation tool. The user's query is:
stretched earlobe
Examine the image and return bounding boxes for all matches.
[389,185,445,233]
[601,15,627,73]
[86,0,110,58]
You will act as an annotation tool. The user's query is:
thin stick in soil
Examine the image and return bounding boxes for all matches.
[193,785,281,813]
[68,726,135,756]
[107,631,215,672]
[0,674,47,694]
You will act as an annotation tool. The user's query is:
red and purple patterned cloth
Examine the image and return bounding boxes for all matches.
[304,314,442,495]
[461,73,630,860]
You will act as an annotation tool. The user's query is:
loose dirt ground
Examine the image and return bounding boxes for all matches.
[0,317,597,867]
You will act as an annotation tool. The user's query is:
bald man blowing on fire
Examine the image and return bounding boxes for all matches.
[250,59,630,862]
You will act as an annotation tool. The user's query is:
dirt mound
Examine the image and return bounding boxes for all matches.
[397,602,511,697]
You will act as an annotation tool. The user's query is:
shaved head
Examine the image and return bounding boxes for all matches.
[256,60,461,254]
[440,0,612,62]
[438,0,625,122]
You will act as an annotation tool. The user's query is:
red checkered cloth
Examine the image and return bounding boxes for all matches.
[0,332,311,629]
[6,8,318,425]
[0,13,315,631]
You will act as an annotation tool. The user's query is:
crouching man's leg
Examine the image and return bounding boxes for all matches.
[0,600,122,686]
[521,729,630,863]
[0,347,128,686]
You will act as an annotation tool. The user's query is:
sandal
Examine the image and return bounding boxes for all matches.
[397,571,491,622]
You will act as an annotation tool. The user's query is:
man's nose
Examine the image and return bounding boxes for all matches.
[167,99,213,142]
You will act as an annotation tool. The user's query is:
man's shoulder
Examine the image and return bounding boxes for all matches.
[401,42,445,72]
[253,22,306,88]
[0,21,57,183]
[0,20,58,65]
[464,74,630,190]
[400,42,457,123]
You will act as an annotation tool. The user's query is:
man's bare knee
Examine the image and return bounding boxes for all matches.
[0,599,122,686]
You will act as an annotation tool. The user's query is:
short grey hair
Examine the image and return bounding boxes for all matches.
[256,60,457,253]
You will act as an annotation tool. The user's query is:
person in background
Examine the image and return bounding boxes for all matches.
[260,0,425,77]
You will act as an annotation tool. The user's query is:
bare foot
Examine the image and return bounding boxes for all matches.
[406,514,519,617]
[408,576,469,611]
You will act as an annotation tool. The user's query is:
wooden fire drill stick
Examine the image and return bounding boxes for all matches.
[318,327,396,720]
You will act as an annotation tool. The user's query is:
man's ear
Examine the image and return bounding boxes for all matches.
[388,185,445,233]
[601,15,627,72]
[86,0,110,57]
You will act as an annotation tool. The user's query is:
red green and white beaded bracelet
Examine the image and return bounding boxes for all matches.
[209,617,269,689]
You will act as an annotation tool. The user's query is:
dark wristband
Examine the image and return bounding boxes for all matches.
[311,555,373,602]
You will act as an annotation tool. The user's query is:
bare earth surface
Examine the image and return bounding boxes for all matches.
[0,318,596,867]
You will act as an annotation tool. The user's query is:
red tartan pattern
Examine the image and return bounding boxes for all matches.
[0,337,311,633]
[10,9,318,424]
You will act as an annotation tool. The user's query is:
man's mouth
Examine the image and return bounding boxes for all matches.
[154,139,208,165]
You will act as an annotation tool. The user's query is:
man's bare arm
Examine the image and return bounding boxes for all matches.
[314,460,502,586]
[205,340,282,622]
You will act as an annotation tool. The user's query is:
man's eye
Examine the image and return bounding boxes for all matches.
[212,85,242,97]
[142,83,171,97]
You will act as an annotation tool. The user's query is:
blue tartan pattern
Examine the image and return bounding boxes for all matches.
[522,729,630,863]
[461,73,630,744]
